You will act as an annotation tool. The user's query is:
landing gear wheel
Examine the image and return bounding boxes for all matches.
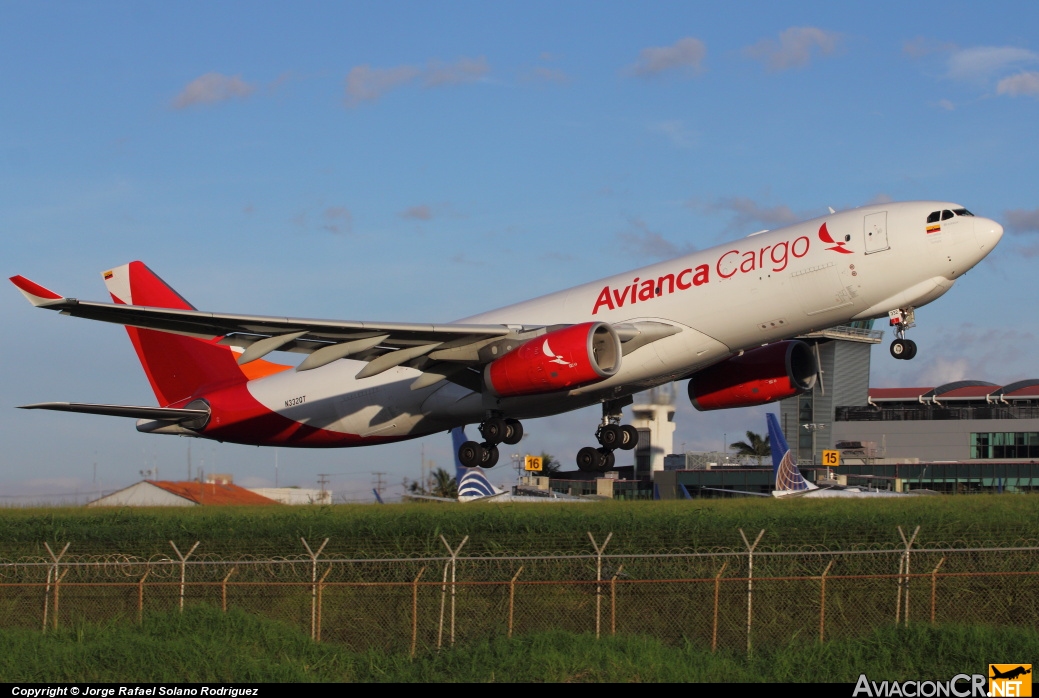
[479,417,508,444]
[903,339,918,360]
[577,446,603,472]
[619,425,640,451]
[480,444,499,468]
[502,418,523,445]
[597,424,623,448]
[458,441,486,468]
[597,449,616,472]
[890,339,907,360]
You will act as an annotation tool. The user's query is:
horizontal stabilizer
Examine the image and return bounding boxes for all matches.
[19,402,209,422]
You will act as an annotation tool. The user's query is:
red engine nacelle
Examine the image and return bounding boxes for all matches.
[688,340,818,411]
[485,322,622,398]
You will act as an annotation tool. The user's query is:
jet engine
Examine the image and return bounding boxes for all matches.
[688,340,817,411]
[485,322,622,398]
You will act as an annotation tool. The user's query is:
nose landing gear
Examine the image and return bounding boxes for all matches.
[888,308,918,360]
[458,416,524,469]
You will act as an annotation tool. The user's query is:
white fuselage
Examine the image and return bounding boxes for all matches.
[244,201,1002,442]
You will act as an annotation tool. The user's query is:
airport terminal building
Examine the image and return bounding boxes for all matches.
[774,322,1039,464]
[832,380,1039,462]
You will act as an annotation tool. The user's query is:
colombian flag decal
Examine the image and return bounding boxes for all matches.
[926,224,940,234]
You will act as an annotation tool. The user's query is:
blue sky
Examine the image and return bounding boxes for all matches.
[3,2,1037,501]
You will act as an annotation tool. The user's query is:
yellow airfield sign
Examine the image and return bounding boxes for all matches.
[524,455,543,472]
[822,450,840,467]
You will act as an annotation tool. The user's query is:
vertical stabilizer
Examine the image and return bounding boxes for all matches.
[102,262,287,406]
[451,426,506,501]
[767,413,817,496]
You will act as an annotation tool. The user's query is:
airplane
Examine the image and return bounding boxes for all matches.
[402,427,585,502]
[11,201,1003,473]
[766,413,925,498]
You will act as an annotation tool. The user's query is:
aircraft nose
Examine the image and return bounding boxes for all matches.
[975,218,1004,252]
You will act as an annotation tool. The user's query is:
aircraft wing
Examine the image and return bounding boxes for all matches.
[11,274,679,389]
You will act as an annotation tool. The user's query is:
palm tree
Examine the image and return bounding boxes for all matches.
[538,452,563,476]
[430,467,457,498]
[730,431,771,465]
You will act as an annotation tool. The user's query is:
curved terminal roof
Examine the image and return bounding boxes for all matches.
[869,379,1039,403]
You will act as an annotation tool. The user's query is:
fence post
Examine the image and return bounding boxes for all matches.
[712,561,728,653]
[138,569,151,624]
[610,564,624,636]
[169,540,200,613]
[819,560,834,643]
[316,565,332,642]
[895,555,905,624]
[222,567,237,613]
[301,537,329,640]
[437,535,468,649]
[52,569,69,631]
[739,528,765,655]
[42,542,70,632]
[930,557,945,625]
[41,568,52,632]
[897,525,920,626]
[508,566,524,639]
[587,532,613,640]
[411,567,426,658]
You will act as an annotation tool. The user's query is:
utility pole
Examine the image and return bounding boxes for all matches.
[372,472,386,501]
[317,474,330,504]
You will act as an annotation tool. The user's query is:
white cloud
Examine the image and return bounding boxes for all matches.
[744,27,840,72]
[626,37,706,78]
[171,73,255,109]
[946,46,1039,82]
[903,37,958,59]
[937,99,955,111]
[522,66,570,85]
[345,64,422,105]
[650,120,697,149]
[400,205,433,221]
[424,57,489,86]
[322,207,352,235]
[997,71,1039,97]
[345,57,489,106]
[617,217,696,259]
[691,196,802,234]
[1005,208,1039,234]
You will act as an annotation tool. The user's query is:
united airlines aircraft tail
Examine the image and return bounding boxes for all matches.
[767,413,819,498]
[102,262,288,406]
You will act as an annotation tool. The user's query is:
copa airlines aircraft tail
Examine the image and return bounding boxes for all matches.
[11,201,1003,473]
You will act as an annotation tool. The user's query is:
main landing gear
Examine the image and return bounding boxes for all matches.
[457,416,524,469]
[576,400,639,473]
[888,307,918,361]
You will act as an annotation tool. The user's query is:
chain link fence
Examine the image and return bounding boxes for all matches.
[2,529,1037,654]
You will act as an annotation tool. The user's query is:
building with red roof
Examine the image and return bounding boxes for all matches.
[87,480,280,507]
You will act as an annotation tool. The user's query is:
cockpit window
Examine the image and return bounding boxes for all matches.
[941,210,954,221]
[952,208,974,217]
[926,211,940,224]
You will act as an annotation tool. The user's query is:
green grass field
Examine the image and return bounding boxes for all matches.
[1,605,1033,683]
[2,495,1038,560]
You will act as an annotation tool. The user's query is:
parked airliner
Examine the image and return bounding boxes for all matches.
[11,202,1002,472]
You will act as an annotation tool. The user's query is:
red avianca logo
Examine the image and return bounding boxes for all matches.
[819,222,852,254]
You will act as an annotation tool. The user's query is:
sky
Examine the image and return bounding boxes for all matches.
[2,1,1038,503]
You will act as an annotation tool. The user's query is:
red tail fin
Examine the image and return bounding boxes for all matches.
[103,262,288,406]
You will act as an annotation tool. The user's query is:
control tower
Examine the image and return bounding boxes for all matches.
[631,384,676,478]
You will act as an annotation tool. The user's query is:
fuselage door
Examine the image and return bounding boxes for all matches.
[864,211,890,254]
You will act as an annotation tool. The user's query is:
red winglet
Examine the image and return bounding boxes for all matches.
[10,275,64,306]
